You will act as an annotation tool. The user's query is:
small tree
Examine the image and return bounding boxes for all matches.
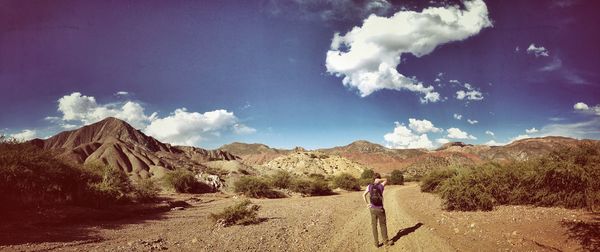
[210,199,261,226]
[269,170,294,189]
[389,170,404,185]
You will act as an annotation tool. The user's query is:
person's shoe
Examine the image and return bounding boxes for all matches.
[374,242,382,248]
[385,240,394,246]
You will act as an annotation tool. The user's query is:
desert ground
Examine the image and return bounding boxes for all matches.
[1,182,596,252]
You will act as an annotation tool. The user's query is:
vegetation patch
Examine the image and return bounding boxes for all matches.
[210,199,262,227]
[234,176,283,198]
[164,169,213,193]
[333,173,361,191]
[389,170,404,185]
[290,179,333,196]
[424,142,600,211]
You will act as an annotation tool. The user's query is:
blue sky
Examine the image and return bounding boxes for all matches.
[1,0,599,149]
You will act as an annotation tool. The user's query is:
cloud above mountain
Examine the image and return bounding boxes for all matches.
[53,92,255,146]
[325,0,491,102]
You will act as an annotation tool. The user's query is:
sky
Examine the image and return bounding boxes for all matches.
[1,0,599,149]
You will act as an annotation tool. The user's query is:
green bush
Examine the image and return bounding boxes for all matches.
[420,169,458,192]
[0,141,139,209]
[360,169,375,179]
[133,178,161,202]
[436,142,600,211]
[290,179,333,196]
[389,170,404,185]
[210,199,261,227]
[359,178,373,186]
[333,173,360,191]
[164,169,213,193]
[234,176,283,198]
[269,170,294,189]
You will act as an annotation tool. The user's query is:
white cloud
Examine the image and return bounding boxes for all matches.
[540,57,562,72]
[10,129,38,141]
[515,46,520,52]
[537,117,600,139]
[144,108,253,146]
[485,130,495,136]
[456,90,484,100]
[446,127,476,140]
[408,118,441,134]
[384,122,434,149]
[467,119,478,124]
[573,102,600,115]
[453,113,462,120]
[449,80,460,84]
[52,92,255,146]
[525,127,539,134]
[510,134,530,142]
[436,138,450,144]
[325,0,491,102]
[57,92,156,129]
[115,91,129,96]
[485,139,503,146]
[233,124,257,135]
[434,78,441,82]
[264,0,393,22]
[527,43,549,57]
[574,102,590,111]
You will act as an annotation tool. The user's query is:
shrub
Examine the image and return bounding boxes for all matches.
[269,170,294,189]
[133,178,161,202]
[333,173,360,191]
[234,176,283,198]
[389,170,404,185]
[420,169,458,192]
[360,169,375,179]
[164,169,212,193]
[290,179,333,196]
[210,199,261,227]
[436,143,600,211]
[359,178,373,186]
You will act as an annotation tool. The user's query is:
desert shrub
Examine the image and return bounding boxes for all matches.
[164,169,212,193]
[0,141,135,209]
[359,178,373,186]
[132,178,161,202]
[420,169,458,192]
[234,176,283,198]
[333,173,360,191]
[437,143,600,211]
[389,170,404,185]
[308,173,326,180]
[360,169,375,179]
[269,170,294,189]
[209,199,261,227]
[290,179,333,196]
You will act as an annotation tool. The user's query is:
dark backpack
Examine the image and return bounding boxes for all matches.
[369,184,383,206]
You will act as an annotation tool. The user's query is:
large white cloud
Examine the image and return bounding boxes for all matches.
[10,129,38,141]
[447,127,476,140]
[573,102,600,115]
[53,92,255,146]
[326,0,491,102]
[57,92,156,129]
[144,108,254,146]
[408,118,441,134]
[384,121,434,149]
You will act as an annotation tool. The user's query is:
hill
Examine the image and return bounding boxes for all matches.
[30,117,238,181]
[261,149,366,177]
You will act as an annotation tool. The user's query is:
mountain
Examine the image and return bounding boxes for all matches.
[218,142,291,165]
[31,117,238,180]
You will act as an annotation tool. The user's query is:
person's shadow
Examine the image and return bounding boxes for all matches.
[391,222,423,243]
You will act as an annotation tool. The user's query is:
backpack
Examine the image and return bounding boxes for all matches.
[369,184,383,206]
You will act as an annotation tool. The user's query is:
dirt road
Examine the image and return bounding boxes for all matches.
[1,183,594,251]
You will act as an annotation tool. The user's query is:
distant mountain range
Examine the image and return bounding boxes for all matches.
[28,117,598,180]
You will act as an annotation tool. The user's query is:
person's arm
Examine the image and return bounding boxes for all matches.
[374,178,388,186]
[363,186,370,207]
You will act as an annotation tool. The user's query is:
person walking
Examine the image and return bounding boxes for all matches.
[363,173,393,247]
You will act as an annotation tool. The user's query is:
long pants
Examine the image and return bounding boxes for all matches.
[370,207,388,245]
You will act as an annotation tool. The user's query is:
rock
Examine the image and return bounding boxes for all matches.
[168,200,191,208]
[171,207,185,211]
[511,231,518,236]
[470,223,475,228]
[191,238,198,244]
[454,228,460,234]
